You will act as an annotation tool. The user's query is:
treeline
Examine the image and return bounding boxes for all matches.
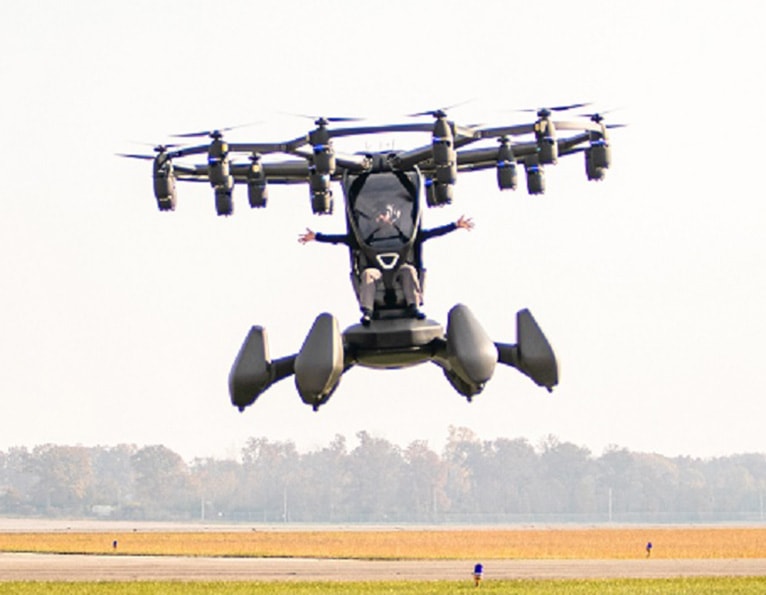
[1,428,765,523]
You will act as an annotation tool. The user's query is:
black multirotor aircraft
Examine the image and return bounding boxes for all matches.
[120,105,618,411]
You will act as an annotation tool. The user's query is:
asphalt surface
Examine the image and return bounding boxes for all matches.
[2,553,766,582]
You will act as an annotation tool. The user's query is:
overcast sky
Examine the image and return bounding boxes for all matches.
[0,1,763,461]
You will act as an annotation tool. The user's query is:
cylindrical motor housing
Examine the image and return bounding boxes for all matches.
[497,161,518,190]
[248,181,268,208]
[525,164,545,195]
[309,170,333,214]
[436,162,458,185]
[311,191,333,215]
[537,137,558,165]
[247,160,268,207]
[208,140,231,187]
[215,186,233,216]
[152,156,176,210]
[431,117,454,166]
[313,147,336,176]
[585,148,606,181]
[153,173,176,203]
[425,177,453,207]
[588,140,611,169]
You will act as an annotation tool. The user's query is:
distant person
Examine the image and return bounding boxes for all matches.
[299,214,474,325]
[646,541,652,557]
[473,562,483,587]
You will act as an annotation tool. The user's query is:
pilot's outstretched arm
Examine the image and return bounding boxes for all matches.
[419,215,474,242]
[298,228,351,246]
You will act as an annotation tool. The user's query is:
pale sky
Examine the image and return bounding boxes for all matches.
[0,1,763,461]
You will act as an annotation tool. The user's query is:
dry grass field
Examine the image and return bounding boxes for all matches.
[1,527,765,559]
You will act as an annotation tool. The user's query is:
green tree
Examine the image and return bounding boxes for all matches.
[346,431,404,521]
[90,444,136,511]
[240,438,300,522]
[401,440,448,520]
[299,434,350,521]
[131,445,193,518]
[442,426,482,517]
[190,457,242,520]
[27,445,93,514]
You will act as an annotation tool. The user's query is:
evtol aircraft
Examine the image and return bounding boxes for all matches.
[120,105,618,411]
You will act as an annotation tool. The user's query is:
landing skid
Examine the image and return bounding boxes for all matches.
[229,305,558,411]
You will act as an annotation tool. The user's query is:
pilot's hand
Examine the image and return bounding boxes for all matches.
[298,228,316,244]
[456,215,475,231]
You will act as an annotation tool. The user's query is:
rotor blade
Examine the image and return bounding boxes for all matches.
[407,99,475,118]
[577,107,624,121]
[116,153,155,161]
[128,141,182,150]
[169,144,211,158]
[519,102,592,114]
[290,113,365,124]
[321,116,364,123]
[171,122,257,139]
[549,102,591,112]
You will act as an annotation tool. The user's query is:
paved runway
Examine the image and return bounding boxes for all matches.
[2,553,766,582]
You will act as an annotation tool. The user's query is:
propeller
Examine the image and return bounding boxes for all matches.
[310,115,363,125]
[408,100,475,119]
[117,141,183,161]
[519,103,592,118]
[171,122,257,139]
[116,153,154,161]
[570,108,628,131]
[286,113,365,128]
[577,108,622,123]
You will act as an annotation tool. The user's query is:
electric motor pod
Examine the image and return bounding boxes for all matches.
[152,155,177,211]
[424,177,453,207]
[534,118,558,165]
[588,139,610,169]
[309,119,336,176]
[436,162,458,185]
[153,172,177,211]
[311,191,333,215]
[309,170,333,214]
[207,138,231,187]
[497,161,518,190]
[496,138,518,191]
[215,186,233,216]
[525,164,546,195]
[248,181,268,208]
[537,135,558,165]
[585,148,606,181]
[312,146,336,176]
[247,158,268,208]
[431,115,455,166]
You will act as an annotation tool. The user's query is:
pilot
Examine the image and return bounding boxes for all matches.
[299,214,474,325]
